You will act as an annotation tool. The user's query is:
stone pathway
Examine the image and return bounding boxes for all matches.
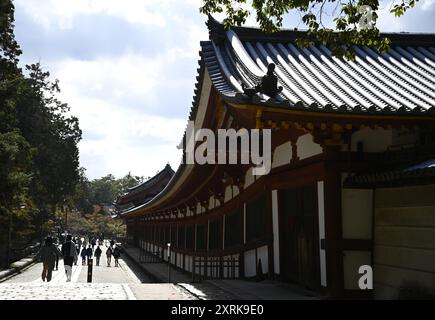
[0,282,196,300]
[0,282,135,300]
[0,243,196,300]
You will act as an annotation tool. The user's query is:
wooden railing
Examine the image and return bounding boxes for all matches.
[138,248,163,263]
[192,256,239,282]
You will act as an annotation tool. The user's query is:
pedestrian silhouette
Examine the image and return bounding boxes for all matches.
[80,245,87,265]
[38,236,62,282]
[94,245,102,266]
[113,246,121,267]
[61,235,78,282]
[106,246,113,267]
[86,244,93,265]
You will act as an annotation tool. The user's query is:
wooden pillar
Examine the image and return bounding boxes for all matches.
[240,202,246,278]
[323,146,344,297]
[266,186,274,279]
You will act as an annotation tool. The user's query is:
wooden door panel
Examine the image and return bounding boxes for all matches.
[279,185,320,290]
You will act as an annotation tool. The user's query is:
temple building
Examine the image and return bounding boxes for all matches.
[119,17,435,298]
[116,164,174,216]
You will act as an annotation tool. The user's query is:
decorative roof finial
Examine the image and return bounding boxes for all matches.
[241,63,283,99]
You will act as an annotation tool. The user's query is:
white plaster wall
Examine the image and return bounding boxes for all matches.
[233,185,240,197]
[177,253,182,268]
[351,127,393,152]
[272,190,280,275]
[209,195,215,210]
[224,185,232,203]
[317,181,327,287]
[272,141,292,168]
[244,168,255,189]
[297,133,323,159]
[392,128,417,146]
[343,250,372,290]
[342,186,373,239]
[185,255,191,272]
[244,249,256,277]
[257,245,269,274]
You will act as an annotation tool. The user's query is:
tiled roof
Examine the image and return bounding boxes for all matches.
[202,16,435,115]
[117,164,174,204]
[126,164,173,193]
[344,158,435,188]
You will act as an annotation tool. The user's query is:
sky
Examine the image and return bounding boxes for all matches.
[13,0,435,181]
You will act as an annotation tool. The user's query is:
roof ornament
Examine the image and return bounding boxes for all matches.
[241,63,283,100]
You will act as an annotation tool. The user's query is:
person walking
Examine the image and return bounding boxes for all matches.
[38,237,62,282]
[86,244,93,265]
[80,245,87,265]
[74,244,80,265]
[106,246,113,267]
[94,245,102,266]
[61,235,78,282]
[113,246,121,267]
[53,237,60,271]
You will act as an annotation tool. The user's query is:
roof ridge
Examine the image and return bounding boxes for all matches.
[207,14,435,46]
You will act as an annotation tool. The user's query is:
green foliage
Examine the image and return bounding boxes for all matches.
[200,0,418,59]
[0,0,82,249]
[73,171,143,215]
[17,62,82,208]
[50,208,126,239]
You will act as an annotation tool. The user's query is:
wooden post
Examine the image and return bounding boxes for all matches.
[323,147,344,297]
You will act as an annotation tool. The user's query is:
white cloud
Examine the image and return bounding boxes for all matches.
[377,5,404,31]
[80,137,182,180]
[54,52,161,100]
[14,0,210,180]
[17,0,168,29]
[422,0,435,11]
[49,52,190,180]
[66,94,185,180]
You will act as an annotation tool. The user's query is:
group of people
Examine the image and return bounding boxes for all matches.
[79,242,121,267]
[38,235,122,282]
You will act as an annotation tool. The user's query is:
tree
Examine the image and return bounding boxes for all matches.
[17,62,82,208]
[72,168,95,215]
[0,0,35,255]
[114,172,144,200]
[91,174,117,206]
[200,0,418,59]
[73,172,143,215]
[1,0,82,255]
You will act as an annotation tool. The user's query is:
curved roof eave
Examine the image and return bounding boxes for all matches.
[205,16,435,117]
